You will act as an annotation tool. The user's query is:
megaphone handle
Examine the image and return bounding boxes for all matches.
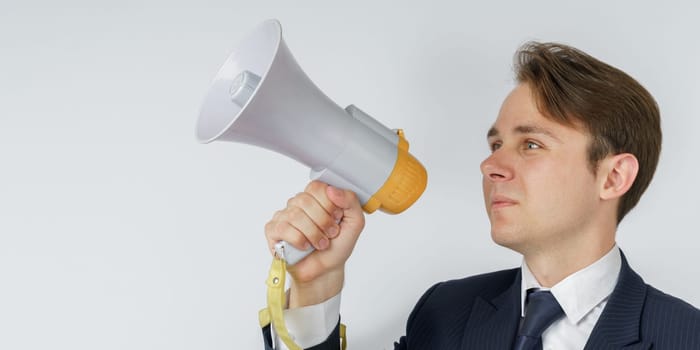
[274,241,314,266]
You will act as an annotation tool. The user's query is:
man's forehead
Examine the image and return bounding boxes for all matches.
[490,83,587,140]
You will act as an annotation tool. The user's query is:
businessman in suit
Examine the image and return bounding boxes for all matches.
[262,42,700,349]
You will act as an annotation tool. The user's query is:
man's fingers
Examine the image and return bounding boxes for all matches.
[287,191,340,238]
[264,188,339,253]
[265,211,331,252]
[263,181,363,259]
[265,220,311,251]
[284,206,331,250]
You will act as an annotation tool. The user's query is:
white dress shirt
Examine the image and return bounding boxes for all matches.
[520,245,621,349]
[272,292,341,350]
[275,245,622,349]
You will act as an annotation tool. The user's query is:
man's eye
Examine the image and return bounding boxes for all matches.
[525,141,541,150]
[490,142,502,152]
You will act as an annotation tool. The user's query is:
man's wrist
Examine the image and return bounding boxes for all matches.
[289,268,344,308]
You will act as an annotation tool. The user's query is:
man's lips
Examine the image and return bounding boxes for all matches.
[490,195,518,209]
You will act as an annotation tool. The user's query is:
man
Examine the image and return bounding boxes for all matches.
[262,42,700,349]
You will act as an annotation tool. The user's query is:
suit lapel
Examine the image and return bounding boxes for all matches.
[461,270,521,350]
[584,251,652,350]
[458,251,654,350]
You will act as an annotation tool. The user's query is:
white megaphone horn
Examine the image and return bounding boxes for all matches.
[196,19,427,265]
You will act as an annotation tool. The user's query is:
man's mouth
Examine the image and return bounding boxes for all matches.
[491,195,518,209]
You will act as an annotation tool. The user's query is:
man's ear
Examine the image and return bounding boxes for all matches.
[600,153,639,200]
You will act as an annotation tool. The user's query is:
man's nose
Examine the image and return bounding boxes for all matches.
[480,151,514,182]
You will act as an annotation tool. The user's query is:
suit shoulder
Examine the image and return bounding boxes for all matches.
[401,268,519,348]
[640,284,700,344]
[407,268,519,325]
[434,268,520,300]
[443,268,521,288]
[644,285,700,320]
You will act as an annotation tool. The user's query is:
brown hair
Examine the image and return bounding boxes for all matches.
[514,41,662,224]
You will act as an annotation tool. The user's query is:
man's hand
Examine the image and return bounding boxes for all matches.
[264,181,365,307]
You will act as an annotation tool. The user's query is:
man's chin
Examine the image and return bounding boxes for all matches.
[490,227,526,253]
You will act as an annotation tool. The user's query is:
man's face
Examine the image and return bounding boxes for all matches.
[481,83,601,254]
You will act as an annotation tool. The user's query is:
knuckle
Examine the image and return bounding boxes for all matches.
[264,221,275,235]
[287,192,312,208]
[286,196,297,208]
[273,221,295,240]
[271,210,281,220]
[305,180,325,193]
[270,221,285,236]
[307,181,330,201]
[287,206,305,222]
[296,192,314,208]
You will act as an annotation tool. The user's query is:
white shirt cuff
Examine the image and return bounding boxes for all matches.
[273,292,341,349]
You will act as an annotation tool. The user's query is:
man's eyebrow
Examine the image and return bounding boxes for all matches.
[486,125,561,142]
[487,127,498,138]
[514,125,561,141]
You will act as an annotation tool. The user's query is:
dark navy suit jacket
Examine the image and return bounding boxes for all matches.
[263,253,700,349]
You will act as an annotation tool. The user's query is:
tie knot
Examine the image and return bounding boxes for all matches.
[519,290,565,339]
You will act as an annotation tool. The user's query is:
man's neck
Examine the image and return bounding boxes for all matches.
[523,235,616,288]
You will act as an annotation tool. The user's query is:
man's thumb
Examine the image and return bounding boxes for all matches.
[326,185,360,211]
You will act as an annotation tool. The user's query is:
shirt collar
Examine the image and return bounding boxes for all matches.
[520,244,622,324]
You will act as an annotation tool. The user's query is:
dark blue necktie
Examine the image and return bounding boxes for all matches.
[512,290,565,350]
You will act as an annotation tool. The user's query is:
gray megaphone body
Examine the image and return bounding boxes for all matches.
[196,19,427,266]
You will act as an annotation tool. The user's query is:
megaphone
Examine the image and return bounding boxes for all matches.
[196,19,427,265]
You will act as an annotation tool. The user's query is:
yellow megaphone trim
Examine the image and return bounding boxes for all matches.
[362,129,428,214]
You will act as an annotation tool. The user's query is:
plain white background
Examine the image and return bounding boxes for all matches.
[1,1,698,349]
